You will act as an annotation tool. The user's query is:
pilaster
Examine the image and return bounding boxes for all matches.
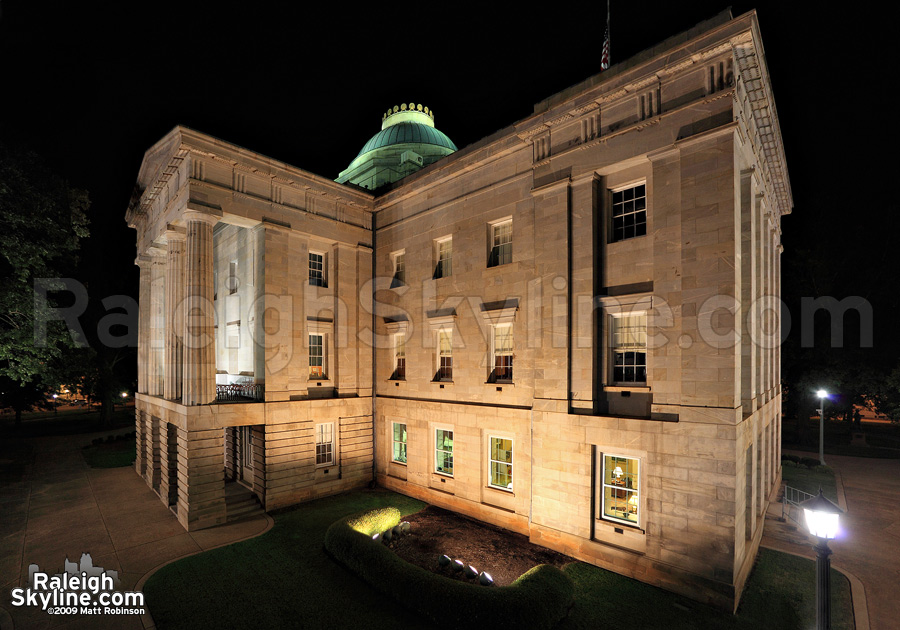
[136,257,151,395]
[148,247,167,397]
[164,228,186,400]
[182,212,217,406]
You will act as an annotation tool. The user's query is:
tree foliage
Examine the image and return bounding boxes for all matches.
[0,142,89,417]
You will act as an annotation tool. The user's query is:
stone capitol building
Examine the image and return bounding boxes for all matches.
[126,9,790,611]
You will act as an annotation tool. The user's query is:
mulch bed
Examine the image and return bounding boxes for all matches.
[387,505,572,586]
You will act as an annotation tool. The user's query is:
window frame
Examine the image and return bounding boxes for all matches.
[490,322,514,383]
[309,332,326,380]
[435,328,453,382]
[308,251,327,287]
[600,453,641,527]
[488,218,512,268]
[609,182,647,243]
[434,235,452,279]
[391,422,408,465]
[487,435,513,492]
[609,311,647,386]
[434,427,454,476]
[392,332,406,380]
[391,250,406,286]
[315,422,335,467]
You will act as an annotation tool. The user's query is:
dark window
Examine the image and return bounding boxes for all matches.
[611,184,647,242]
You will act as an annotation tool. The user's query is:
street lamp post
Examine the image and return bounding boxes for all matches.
[120,392,127,409]
[816,390,828,466]
[800,489,843,630]
[52,393,58,415]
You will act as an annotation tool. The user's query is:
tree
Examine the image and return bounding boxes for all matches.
[0,142,89,426]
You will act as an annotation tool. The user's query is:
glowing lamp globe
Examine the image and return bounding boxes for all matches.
[800,490,842,540]
[816,389,828,398]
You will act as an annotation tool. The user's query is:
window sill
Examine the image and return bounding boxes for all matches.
[591,518,647,554]
[607,234,648,246]
[486,380,514,386]
[431,380,454,385]
[483,261,519,277]
[390,460,407,467]
[434,471,454,478]
[486,485,514,495]
[604,385,650,393]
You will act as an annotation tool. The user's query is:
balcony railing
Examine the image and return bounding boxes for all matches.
[215,383,264,403]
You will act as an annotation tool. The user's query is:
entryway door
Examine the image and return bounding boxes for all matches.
[240,426,253,486]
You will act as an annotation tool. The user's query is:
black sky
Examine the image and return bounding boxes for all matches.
[1,0,896,359]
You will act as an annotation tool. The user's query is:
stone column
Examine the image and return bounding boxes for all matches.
[182,212,218,406]
[164,229,186,400]
[134,409,145,476]
[148,248,167,397]
[136,256,151,394]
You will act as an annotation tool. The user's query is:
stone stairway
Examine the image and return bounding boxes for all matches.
[225,480,265,523]
[762,485,813,550]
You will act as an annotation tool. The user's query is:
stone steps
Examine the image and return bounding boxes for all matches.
[225,481,264,522]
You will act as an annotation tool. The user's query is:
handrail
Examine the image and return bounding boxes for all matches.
[781,484,815,525]
[215,383,264,402]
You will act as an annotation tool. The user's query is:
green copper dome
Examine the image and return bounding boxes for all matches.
[356,122,457,157]
[336,103,457,190]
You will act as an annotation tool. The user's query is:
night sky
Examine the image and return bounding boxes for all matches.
[1,1,896,367]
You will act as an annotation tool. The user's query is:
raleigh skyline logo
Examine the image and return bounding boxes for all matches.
[9,553,145,616]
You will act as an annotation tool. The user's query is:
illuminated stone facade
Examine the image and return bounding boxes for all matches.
[127,9,789,611]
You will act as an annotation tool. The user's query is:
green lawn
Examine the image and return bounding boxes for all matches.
[81,436,136,468]
[782,463,838,503]
[144,490,854,630]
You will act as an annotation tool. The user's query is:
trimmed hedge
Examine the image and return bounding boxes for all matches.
[325,507,574,630]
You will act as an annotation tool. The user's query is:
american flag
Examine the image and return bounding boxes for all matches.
[600,2,610,70]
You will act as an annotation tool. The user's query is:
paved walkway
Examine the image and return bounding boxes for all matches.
[0,427,271,630]
[762,452,900,630]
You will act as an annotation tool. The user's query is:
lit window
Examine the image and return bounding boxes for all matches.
[228,261,238,295]
[309,252,326,287]
[393,333,406,380]
[489,436,513,490]
[435,428,453,475]
[436,330,452,381]
[392,251,406,286]
[611,183,646,242]
[435,237,452,278]
[491,324,513,382]
[601,454,639,525]
[309,333,325,379]
[316,422,334,466]
[392,422,407,464]
[488,220,512,267]
[611,313,646,384]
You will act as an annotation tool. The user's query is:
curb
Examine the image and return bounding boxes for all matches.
[760,543,869,630]
[134,512,276,630]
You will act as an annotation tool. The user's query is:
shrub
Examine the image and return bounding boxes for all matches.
[781,454,801,464]
[325,508,574,630]
[799,457,820,469]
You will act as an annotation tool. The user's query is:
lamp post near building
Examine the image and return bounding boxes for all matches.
[52,393,58,415]
[800,489,843,630]
[816,390,828,465]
